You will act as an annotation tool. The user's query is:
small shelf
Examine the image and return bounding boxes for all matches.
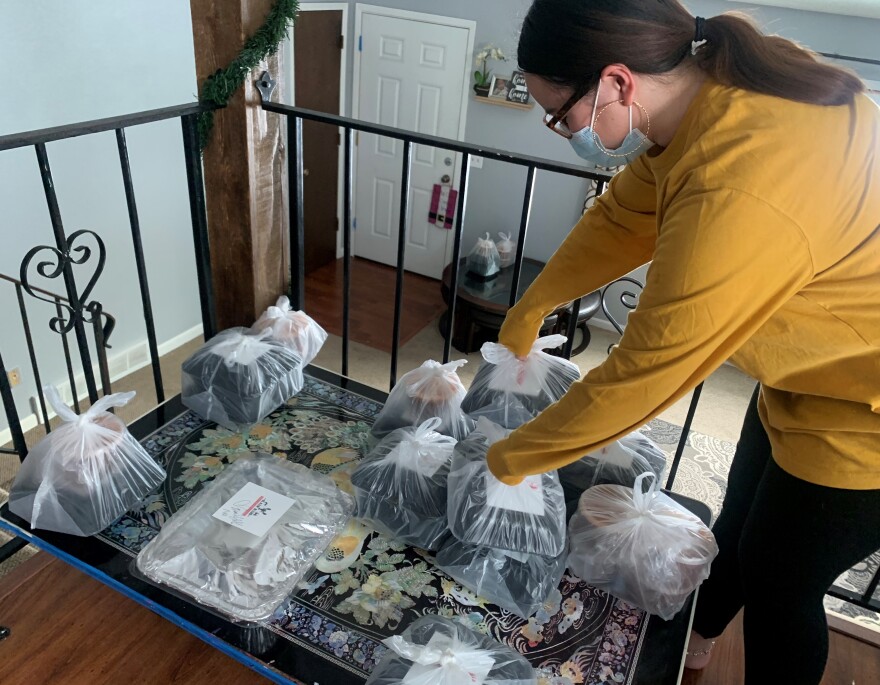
[473,95,535,111]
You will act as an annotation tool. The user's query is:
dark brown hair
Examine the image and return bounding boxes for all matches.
[518,0,864,106]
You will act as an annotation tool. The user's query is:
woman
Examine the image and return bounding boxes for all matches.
[485,1,880,683]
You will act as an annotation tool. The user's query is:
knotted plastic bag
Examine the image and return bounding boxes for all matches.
[567,473,719,620]
[435,539,567,618]
[559,432,668,499]
[367,615,537,685]
[181,328,304,431]
[466,232,502,278]
[9,387,166,536]
[461,335,581,429]
[352,418,456,550]
[495,232,516,268]
[371,360,474,442]
[252,295,327,366]
[447,418,567,556]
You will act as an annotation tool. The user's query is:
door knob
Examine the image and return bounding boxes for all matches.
[441,174,451,184]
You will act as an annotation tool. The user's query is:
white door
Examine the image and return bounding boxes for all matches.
[353,8,473,279]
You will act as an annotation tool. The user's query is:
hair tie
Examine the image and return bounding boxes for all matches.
[691,16,708,56]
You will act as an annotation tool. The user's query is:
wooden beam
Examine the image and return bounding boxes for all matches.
[190,0,289,330]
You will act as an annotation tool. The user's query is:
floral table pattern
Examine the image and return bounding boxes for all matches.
[98,374,650,684]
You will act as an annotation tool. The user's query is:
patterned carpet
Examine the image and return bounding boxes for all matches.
[641,419,880,634]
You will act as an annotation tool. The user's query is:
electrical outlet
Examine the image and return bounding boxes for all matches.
[470,155,484,169]
[7,368,21,388]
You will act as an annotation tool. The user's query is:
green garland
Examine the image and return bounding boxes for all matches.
[197,0,300,151]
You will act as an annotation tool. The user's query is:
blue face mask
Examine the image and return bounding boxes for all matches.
[569,84,652,166]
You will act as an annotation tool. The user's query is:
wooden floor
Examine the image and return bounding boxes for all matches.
[304,257,446,353]
[681,610,880,685]
[2,552,879,684]
[0,554,274,684]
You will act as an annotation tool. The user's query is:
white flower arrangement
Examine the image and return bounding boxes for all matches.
[474,43,507,88]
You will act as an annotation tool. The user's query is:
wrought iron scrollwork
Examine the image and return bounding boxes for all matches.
[600,276,644,353]
[583,165,621,213]
[19,229,106,335]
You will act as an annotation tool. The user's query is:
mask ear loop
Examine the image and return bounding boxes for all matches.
[592,99,652,157]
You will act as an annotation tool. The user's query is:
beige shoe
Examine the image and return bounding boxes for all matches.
[684,631,716,670]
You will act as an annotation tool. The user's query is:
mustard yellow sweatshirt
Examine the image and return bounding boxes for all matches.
[487,81,880,490]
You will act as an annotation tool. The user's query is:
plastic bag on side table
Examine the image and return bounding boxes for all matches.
[466,232,502,279]
[558,432,668,497]
[370,360,474,442]
[181,328,304,431]
[367,614,537,685]
[447,418,567,556]
[352,418,456,550]
[252,295,327,365]
[461,335,581,429]
[435,539,567,618]
[495,232,517,268]
[9,387,166,536]
[567,473,719,620]
[136,453,353,622]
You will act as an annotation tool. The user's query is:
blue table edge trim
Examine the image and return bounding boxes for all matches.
[0,517,299,685]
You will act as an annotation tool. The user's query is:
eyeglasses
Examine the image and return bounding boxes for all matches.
[543,88,589,139]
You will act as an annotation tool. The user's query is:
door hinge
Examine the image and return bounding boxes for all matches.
[339,34,344,50]
[353,218,358,231]
[335,217,340,232]
[358,35,363,52]
[355,131,359,146]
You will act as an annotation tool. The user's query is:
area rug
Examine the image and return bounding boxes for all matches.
[641,420,880,635]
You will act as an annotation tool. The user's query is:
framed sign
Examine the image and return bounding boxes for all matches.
[506,70,531,105]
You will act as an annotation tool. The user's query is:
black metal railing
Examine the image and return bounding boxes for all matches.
[0,102,217,467]
[259,81,880,615]
[258,78,613,386]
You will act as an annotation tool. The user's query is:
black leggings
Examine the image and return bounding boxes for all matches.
[692,385,880,684]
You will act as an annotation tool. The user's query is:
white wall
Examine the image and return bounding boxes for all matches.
[0,0,202,433]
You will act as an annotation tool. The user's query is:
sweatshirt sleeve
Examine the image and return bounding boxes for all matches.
[498,158,658,358]
[488,188,815,484]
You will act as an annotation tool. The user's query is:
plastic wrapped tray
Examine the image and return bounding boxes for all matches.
[136,453,353,622]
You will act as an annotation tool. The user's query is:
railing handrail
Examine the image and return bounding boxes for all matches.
[0,102,213,152]
[0,271,117,347]
[262,102,615,183]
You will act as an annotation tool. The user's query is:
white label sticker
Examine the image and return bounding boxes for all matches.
[485,474,545,516]
[402,633,495,685]
[212,482,295,537]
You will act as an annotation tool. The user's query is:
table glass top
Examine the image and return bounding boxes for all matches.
[0,367,704,685]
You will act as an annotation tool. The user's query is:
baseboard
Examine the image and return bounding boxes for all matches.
[827,611,880,648]
[0,324,203,446]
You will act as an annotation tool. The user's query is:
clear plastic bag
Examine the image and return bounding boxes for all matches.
[466,232,502,278]
[252,295,327,366]
[371,360,475,442]
[8,387,166,536]
[352,418,456,550]
[367,615,537,685]
[136,453,353,622]
[495,232,517,269]
[558,432,668,495]
[436,539,566,619]
[567,473,719,620]
[460,335,581,429]
[447,418,567,556]
[181,328,304,431]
